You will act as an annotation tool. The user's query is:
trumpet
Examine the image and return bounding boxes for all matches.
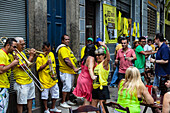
[48,55,57,80]
[25,48,45,55]
[0,37,44,91]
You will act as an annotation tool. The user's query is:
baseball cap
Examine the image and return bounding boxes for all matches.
[87,37,93,42]
[96,37,102,42]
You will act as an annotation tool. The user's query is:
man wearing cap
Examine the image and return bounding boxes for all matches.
[95,37,102,48]
[81,37,94,59]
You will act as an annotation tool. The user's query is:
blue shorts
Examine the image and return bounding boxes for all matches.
[153,75,160,87]
[138,68,145,74]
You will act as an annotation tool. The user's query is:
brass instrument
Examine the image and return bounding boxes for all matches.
[14,49,44,91]
[0,37,44,91]
[25,48,45,55]
[15,48,33,67]
[48,55,57,80]
[0,37,7,45]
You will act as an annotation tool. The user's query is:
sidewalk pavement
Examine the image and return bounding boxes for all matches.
[55,87,152,113]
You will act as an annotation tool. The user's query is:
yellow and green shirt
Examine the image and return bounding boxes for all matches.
[36,52,58,89]
[116,80,142,113]
[13,51,32,85]
[93,61,110,89]
[58,46,77,74]
[0,49,12,88]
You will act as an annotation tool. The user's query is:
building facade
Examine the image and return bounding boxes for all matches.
[0,0,166,112]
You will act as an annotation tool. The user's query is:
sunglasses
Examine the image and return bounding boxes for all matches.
[141,41,146,43]
[12,46,17,48]
[96,54,104,56]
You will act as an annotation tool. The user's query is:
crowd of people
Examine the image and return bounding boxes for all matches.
[0,33,169,113]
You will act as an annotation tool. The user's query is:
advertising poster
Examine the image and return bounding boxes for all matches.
[103,4,117,43]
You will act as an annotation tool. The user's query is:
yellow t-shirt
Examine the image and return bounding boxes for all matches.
[58,46,77,74]
[0,49,12,88]
[81,46,86,59]
[36,52,58,89]
[93,61,110,89]
[13,51,32,85]
[115,44,122,55]
[150,44,155,51]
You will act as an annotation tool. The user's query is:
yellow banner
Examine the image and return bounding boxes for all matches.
[123,18,129,36]
[118,11,121,31]
[103,4,117,43]
[132,22,136,37]
[137,22,140,37]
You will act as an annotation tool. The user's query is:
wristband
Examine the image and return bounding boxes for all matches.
[154,60,156,63]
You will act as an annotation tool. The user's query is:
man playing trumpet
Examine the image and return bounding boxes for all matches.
[0,38,19,113]
[36,42,61,113]
[13,37,36,113]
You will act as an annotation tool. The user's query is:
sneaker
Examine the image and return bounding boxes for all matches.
[60,102,71,108]
[50,107,62,112]
[66,100,76,106]
[44,109,50,113]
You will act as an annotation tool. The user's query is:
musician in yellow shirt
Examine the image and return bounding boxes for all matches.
[36,42,61,113]
[0,38,19,113]
[13,37,36,113]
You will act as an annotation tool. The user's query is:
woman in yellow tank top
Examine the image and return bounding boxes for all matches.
[91,41,110,113]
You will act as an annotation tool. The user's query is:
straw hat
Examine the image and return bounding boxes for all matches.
[133,39,139,44]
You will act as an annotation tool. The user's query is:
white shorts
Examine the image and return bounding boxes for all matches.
[60,71,74,92]
[41,83,59,100]
[14,82,35,104]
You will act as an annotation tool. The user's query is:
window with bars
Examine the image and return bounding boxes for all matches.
[147,7,156,38]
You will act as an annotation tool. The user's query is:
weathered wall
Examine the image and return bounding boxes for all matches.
[28,0,47,111]
[66,0,80,59]
[29,0,47,51]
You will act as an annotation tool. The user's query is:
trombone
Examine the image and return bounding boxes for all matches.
[14,49,45,91]
[0,37,45,91]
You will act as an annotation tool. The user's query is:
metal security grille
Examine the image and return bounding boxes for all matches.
[0,0,26,94]
[0,0,26,48]
[117,0,130,15]
[147,7,156,38]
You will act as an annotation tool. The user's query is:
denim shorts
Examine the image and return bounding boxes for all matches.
[153,75,160,87]
[138,68,145,74]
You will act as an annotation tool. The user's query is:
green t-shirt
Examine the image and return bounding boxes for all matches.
[134,45,145,69]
